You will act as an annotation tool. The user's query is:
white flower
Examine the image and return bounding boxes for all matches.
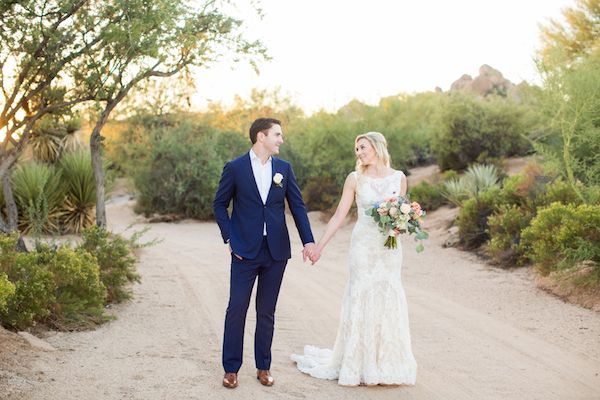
[400,203,411,214]
[389,206,398,216]
[379,202,387,209]
[273,173,283,187]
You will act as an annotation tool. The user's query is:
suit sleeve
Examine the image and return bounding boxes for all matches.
[285,164,315,245]
[213,161,234,243]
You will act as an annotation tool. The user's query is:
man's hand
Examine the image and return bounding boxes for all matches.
[302,243,314,262]
[228,243,242,260]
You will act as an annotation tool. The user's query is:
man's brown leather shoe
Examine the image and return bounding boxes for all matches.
[257,369,274,386]
[223,372,238,389]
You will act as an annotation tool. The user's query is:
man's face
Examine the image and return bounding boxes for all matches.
[260,124,284,155]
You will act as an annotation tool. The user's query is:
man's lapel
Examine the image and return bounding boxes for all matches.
[245,152,263,202]
[265,157,279,204]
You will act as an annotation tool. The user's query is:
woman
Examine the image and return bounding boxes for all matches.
[291,132,417,386]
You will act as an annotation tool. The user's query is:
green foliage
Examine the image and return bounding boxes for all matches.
[130,120,234,219]
[431,93,531,171]
[0,234,107,331]
[0,273,15,312]
[408,181,446,211]
[457,188,503,249]
[0,226,141,331]
[536,50,600,197]
[442,164,500,207]
[58,150,98,233]
[79,226,140,304]
[486,205,533,265]
[11,162,64,234]
[521,203,600,279]
[36,243,107,330]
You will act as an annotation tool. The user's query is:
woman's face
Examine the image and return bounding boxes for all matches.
[355,138,377,167]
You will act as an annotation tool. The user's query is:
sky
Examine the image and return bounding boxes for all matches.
[191,0,572,113]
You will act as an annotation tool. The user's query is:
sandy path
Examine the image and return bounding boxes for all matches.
[17,201,600,400]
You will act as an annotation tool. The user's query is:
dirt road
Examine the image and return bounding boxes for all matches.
[12,200,600,400]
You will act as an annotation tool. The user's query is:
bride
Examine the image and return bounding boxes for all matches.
[291,131,417,386]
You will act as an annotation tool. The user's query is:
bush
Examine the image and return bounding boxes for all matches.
[132,122,235,219]
[408,181,446,211]
[79,226,140,303]
[486,205,533,265]
[0,273,15,312]
[457,187,503,249]
[38,243,107,330]
[0,235,107,330]
[432,93,531,171]
[521,203,600,278]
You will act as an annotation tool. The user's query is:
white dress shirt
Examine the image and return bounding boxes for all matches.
[249,149,271,235]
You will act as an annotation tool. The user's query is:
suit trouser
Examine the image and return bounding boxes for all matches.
[222,237,287,373]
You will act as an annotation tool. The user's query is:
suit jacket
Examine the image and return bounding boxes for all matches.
[213,152,314,261]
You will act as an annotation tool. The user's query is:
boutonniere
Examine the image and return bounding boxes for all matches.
[273,173,284,188]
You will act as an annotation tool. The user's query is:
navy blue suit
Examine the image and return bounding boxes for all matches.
[213,152,314,373]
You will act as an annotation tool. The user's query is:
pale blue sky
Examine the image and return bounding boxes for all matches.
[192,0,572,113]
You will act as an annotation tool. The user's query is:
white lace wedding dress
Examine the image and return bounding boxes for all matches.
[291,170,417,386]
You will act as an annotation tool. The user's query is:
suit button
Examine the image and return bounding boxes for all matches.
[263,205,266,208]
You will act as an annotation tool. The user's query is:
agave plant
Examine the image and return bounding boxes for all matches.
[463,164,500,198]
[58,150,96,233]
[442,178,469,207]
[11,162,64,234]
[442,164,500,207]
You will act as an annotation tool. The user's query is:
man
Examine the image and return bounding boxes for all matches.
[213,117,316,389]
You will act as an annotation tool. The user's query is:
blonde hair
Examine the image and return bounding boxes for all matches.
[354,132,391,173]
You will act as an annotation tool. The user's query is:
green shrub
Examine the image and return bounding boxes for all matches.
[0,273,15,311]
[0,234,55,329]
[132,123,231,219]
[486,205,533,265]
[432,93,531,171]
[0,235,108,331]
[521,203,600,277]
[408,181,446,211]
[38,243,107,330]
[79,226,140,303]
[457,187,503,249]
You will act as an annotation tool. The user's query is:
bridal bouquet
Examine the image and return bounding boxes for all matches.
[365,197,429,252]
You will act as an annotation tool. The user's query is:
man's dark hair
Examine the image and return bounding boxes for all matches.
[249,118,281,144]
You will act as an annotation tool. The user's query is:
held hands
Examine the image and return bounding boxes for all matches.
[302,243,321,265]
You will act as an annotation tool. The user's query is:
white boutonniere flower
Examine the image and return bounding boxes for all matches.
[273,173,284,188]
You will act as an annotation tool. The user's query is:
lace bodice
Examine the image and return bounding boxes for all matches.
[353,170,405,224]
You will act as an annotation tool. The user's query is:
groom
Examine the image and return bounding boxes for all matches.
[213,118,316,389]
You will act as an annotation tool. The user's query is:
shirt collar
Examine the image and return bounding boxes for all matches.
[249,149,271,165]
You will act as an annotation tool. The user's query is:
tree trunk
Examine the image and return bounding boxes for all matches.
[90,100,121,228]
[90,123,107,228]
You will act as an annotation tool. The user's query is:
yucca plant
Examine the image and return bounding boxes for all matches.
[58,150,97,233]
[29,131,62,163]
[11,162,64,234]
